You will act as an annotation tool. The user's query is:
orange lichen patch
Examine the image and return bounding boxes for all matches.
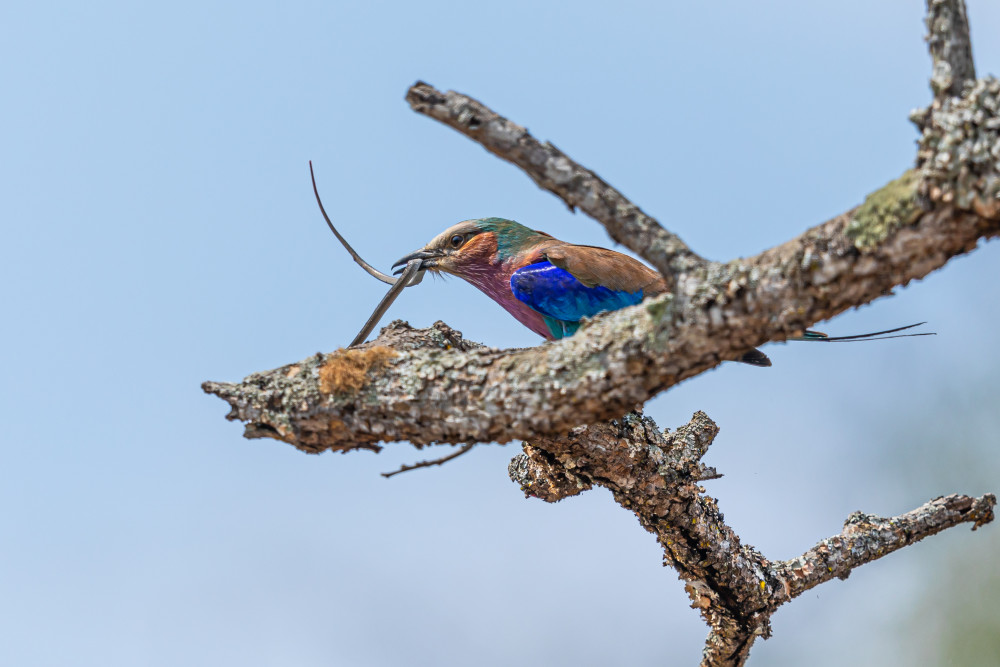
[318,346,397,394]
[328,418,350,439]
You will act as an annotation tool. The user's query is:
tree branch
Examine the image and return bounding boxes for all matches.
[775,493,996,600]
[508,410,996,667]
[515,411,763,667]
[925,0,976,98]
[406,81,703,277]
[203,183,999,450]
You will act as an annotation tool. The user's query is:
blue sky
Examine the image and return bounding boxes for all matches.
[2,2,999,665]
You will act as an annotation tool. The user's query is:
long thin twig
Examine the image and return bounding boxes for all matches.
[381,443,476,478]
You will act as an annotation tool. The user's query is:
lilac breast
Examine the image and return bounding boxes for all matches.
[456,261,553,339]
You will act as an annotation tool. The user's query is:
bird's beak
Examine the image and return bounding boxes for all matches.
[391,248,444,275]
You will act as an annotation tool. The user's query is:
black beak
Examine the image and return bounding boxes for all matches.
[391,249,442,275]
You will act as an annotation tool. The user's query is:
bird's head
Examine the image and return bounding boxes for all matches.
[392,218,550,278]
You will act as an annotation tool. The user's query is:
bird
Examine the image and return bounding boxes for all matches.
[391,217,928,365]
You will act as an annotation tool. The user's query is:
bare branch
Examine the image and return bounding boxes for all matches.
[925,0,976,98]
[406,82,703,277]
[774,493,996,600]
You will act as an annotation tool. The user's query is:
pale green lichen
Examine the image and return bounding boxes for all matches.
[643,293,679,338]
[845,170,922,251]
[644,294,672,323]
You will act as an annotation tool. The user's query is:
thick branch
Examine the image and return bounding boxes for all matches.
[925,0,976,98]
[511,413,773,623]
[508,411,996,667]
[204,200,997,449]
[406,81,703,276]
[511,411,770,667]
[702,625,755,667]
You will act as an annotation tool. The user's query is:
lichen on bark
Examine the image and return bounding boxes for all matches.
[845,170,924,251]
[915,77,1000,218]
[318,346,397,395]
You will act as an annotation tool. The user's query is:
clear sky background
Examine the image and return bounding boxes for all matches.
[2,1,999,665]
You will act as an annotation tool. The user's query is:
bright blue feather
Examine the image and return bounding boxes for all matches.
[510,261,644,338]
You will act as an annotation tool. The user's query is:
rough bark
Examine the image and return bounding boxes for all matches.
[925,0,977,98]
[203,2,997,665]
[510,410,995,667]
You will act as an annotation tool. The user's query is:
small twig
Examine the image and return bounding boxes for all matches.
[382,443,476,478]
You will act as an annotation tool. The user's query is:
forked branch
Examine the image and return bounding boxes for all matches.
[511,410,996,667]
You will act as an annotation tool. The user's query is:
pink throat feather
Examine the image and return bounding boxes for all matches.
[451,258,552,339]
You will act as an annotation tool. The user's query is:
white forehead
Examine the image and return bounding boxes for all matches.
[428,220,484,247]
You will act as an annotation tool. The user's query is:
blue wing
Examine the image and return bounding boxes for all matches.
[510,261,645,324]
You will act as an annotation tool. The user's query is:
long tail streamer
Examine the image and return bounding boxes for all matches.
[796,322,935,342]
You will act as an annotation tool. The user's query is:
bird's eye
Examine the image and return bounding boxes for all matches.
[450,234,464,248]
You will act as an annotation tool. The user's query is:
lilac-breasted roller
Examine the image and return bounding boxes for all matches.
[392,217,782,364]
[391,217,931,364]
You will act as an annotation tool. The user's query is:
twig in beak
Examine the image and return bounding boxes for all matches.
[309,161,427,346]
[309,161,422,287]
[350,259,422,346]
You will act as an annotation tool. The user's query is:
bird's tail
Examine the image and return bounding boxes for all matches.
[738,322,934,367]
[792,321,936,342]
